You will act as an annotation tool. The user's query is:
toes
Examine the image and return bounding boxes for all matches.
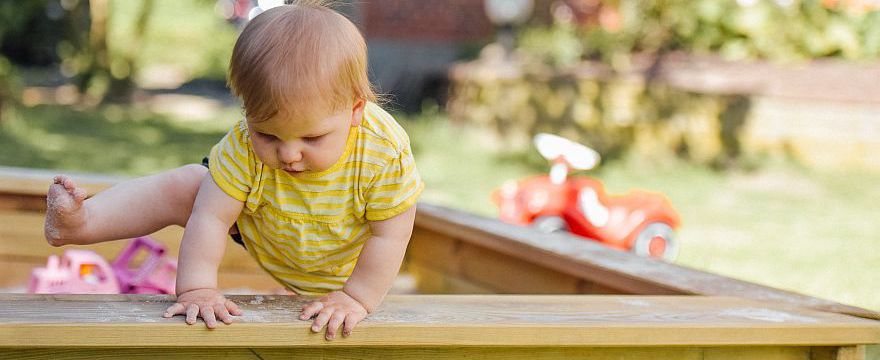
[46,185,71,211]
[43,177,86,247]
[61,177,78,193]
[73,187,87,203]
[46,184,70,211]
[46,178,85,206]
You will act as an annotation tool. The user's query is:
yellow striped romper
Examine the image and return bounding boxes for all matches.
[208,102,424,294]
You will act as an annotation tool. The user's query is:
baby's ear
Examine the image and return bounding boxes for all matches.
[350,99,366,127]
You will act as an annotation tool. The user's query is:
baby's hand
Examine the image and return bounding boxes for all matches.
[299,290,368,340]
[163,288,243,329]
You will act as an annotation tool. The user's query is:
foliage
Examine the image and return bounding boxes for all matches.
[518,0,880,67]
[0,0,67,66]
[0,1,54,110]
[0,0,236,105]
[110,0,237,81]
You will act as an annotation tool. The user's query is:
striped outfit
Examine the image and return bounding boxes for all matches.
[208,102,424,294]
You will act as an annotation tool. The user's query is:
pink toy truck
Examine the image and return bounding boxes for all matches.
[110,236,177,294]
[28,249,121,294]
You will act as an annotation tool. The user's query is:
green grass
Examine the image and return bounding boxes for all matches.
[110,0,237,81]
[2,103,878,315]
[401,110,880,313]
[0,103,236,175]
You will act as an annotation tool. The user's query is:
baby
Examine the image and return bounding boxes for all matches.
[43,1,423,340]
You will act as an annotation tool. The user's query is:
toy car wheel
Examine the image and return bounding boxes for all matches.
[531,216,569,233]
[632,222,678,261]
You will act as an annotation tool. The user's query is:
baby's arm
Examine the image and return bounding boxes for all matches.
[163,175,245,328]
[343,206,417,311]
[300,206,417,340]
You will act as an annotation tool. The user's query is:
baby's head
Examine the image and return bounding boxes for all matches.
[228,1,375,174]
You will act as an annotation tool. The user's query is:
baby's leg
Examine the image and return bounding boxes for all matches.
[44,164,207,246]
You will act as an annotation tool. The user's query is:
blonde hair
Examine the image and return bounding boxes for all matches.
[228,0,376,123]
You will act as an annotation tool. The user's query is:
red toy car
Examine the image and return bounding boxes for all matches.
[493,133,681,261]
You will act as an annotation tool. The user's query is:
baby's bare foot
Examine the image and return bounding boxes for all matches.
[44,175,89,246]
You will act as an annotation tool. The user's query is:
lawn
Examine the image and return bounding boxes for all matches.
[2,102,878,314]
[405,109,880,313]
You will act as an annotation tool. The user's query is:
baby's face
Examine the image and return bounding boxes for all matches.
[247,101,364,176]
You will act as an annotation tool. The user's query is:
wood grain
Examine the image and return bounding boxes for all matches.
[2,167,877,323]
[0,211,266,271]
[0,294,877,347]
[407,227,630,295]
[407,262,495,294]
[0,347,829,360]
[0,166,117,196]
[414,203,880,320]
[0,255,280,292]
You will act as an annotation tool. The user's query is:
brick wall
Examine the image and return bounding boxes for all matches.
[362,0,494,42]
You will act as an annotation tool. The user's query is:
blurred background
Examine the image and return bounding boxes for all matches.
[0,0,877,322]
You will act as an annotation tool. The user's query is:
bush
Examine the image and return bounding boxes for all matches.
[519,0,880,67]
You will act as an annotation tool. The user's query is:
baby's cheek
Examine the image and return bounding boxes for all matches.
[251,143,276,166]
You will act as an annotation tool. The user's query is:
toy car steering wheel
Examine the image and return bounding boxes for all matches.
[533,133,600,170]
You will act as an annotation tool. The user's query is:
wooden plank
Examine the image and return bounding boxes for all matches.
[0,349,259,360]
[0,255,280,292]
[0,167,115,212]
[414,203,880,320]
[460,242,582,293]
[0,210,281,292]
[407,228,462,274]
[0,294,877,347]
[812,346,868,360]
[837,346,867,360]
[0,254,277,290]
[0,193,45,212]
[0,347,827,360]
[256,347,810,360]
[704,347,813,360]
[407,262,495,294]
[843,346,867,360]
[0,166,118,197]
[0,256,38,290]
[0,210,265,272]
[1,167,877,320]
[408,228,626,295]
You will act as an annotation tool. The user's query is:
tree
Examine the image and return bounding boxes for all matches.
[78,0,155,103]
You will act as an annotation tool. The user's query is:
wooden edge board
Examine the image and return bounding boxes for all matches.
[0,166,120,196]
[414,203,880,320]
[1,167,876,320]
[0,294,877,347]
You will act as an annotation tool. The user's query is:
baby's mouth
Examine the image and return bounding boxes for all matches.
[282,167,307,174]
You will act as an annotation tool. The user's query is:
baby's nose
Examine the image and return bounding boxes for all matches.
[278,144,303,164]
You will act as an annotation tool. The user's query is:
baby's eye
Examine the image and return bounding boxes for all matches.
[303,135,323,143]
[257,132,277,140]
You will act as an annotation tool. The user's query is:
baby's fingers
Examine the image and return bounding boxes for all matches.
[342,311,366,337]
[185,304,200,325]
[213,303,233,325]
[325,312,346,340]
[201,306,218,329]
[163,303,185,318]
[312,308,333,333]
[226,299,243,316]
[299,301,324,320]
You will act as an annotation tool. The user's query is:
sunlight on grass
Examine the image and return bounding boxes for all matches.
[399,111,880,312]
[110,0,237,81]
[0,104,238,175]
